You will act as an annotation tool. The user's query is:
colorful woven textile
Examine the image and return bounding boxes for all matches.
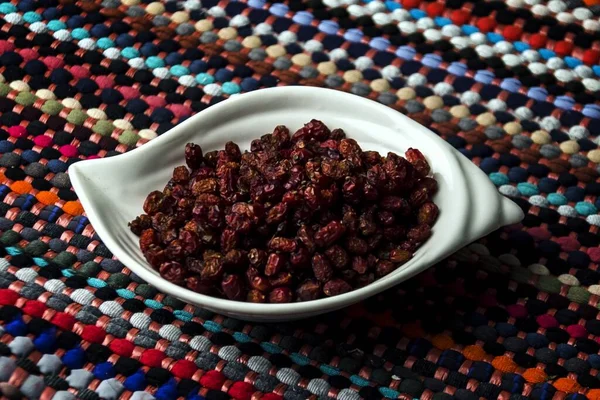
[2,0,600,399]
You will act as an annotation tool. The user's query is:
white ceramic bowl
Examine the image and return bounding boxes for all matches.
[69,87,523,322]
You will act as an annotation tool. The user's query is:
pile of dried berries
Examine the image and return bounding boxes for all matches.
[130,120,439,303]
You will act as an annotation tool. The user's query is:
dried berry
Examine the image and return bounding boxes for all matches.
[269,272,293,287]
[418,202,439,225]
[187,276,213,294]
[191,178,218,195]
[362,151,381,166]
[322,159,350,180]
[249,275,271,292]
[417,177,438,193]
[132,120,439,303]
[223,249,247,271]
[220,229,238,252]
[407,224,432,243]
[339,139,361,158]
[269,237,297,253]
[296,280,321,301]
[144,245,166,269]
[159,261,186,284]
[356,273,375,288]
[173,166,190,183]
[409,187,430,207]
[139,229,159,252]
[352,256,368,275]
[377,210,395,226]
[290,246,310,268]
[225,141,242,160]
[246,266,260,281]
[201,258,224,281]
[380,196,408,213]
[389,249,413,264]
[221,274,246,300]
[312,253,333,282]
[342,177,362,204]
[186,258,204,274]
[383,225,406,242]
[143,191,165,215]
[375,260,396,277]
[340,269,357,282]
[325,245,349,269]
[129,214,152,236]
[265,253,285,276]
[179,230,200,255]
[247,290,266,303]
[314,221,346,248]
[323,279,352,297]
[185,143,203,169]
[269,287,293,303]
[405,148,430,177]
[330,128,346,140]
[248,248,267,268]
[266,202,288,224]
[297,225,317,254]
[359,212,377,237]
[346,237,368,255]
[292,119,330,142]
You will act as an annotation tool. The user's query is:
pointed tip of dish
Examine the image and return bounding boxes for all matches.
[501,197,525,227]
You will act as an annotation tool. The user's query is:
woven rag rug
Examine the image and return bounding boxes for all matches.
[3,0,600,399]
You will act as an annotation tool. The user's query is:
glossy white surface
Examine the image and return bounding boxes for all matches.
[69,87,523,321]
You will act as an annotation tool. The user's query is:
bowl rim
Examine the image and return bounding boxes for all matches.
[69,86,511,317]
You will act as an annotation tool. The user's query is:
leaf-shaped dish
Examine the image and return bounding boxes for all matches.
[69,87,523,321]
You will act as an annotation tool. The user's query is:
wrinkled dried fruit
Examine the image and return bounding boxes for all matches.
[314,221,346,247]
[248,248,267,267]
[139,229,159,252]
[187,276,213,294]
[247,289,266,303]
[221,274,246,300]
[292,119,330,142]
[191,178,218,195]
[409,187,430,207]
[269,272,293,287]
[179,230,200,255]
[290,246,310,268]
[173,166,190,183]
[269,237,297,253]
[159,261,186,284]
[352,256,368,275]
[143,191,164,215]
[323,279,352,296]
[144,245,166,269]
[250,275,271,292]
[129,214,152,236]
[185,143,203,169]
[325,245,349,269]
[418,202,439,225]
[296,280,321,301]
[265,253,285,276]
[132,121,438,303]
[389,249,412,264]
[407,224,432,243]
[346,236,368,255]
[223,249,247,271]
[405,147,430,177]
[220,229,238,252]
[375,260,396,277]
[201,258,224,281]
[312,253,333,282]
[269,287,293,303]
[297,225,317,254]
